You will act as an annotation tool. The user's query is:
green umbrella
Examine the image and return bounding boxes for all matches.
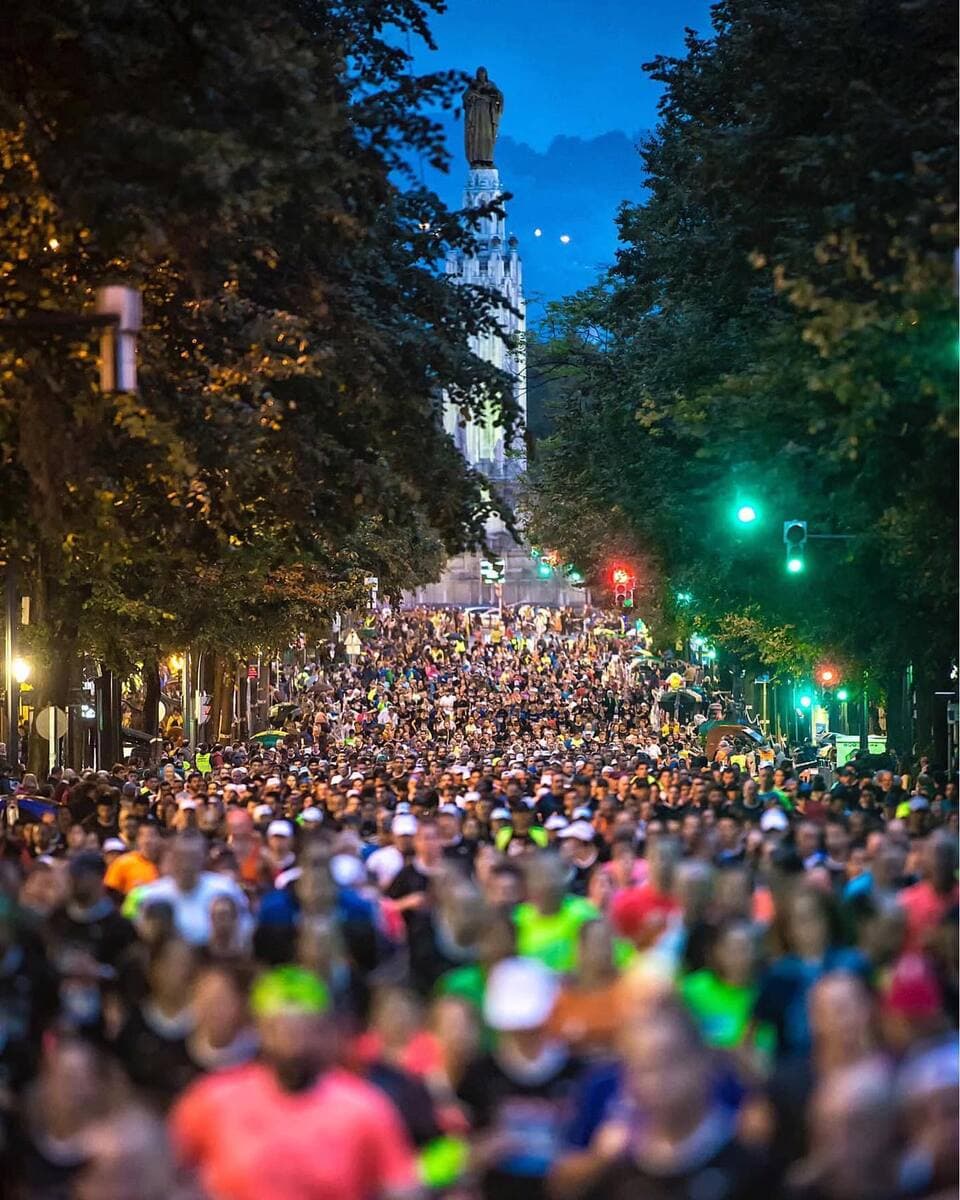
[250,730,287,748]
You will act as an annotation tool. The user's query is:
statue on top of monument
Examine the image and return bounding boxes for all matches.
[462,66,503,168]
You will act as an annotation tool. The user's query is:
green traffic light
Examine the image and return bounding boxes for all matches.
[799,694,812,708]
[836,688,849,701]
[787,556,804,573]
[676,590,693,604]
[568,569,584,584]
[736,504,758,524]
[537,561,552,578]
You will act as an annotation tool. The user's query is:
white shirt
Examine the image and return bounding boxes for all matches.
[131,872,250,945]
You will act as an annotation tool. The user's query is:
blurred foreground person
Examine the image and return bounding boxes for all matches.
[171,965,420,1200]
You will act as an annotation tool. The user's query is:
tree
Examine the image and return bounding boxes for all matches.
[525,0,957,751]
[0,0,517,761]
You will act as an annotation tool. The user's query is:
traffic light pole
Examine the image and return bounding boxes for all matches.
[858,671,870,753]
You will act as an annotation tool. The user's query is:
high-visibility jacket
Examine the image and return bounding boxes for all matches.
[195,752,212,775]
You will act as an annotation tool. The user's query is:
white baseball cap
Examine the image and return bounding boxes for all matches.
[392,814,418,837]
[760,808,789,832]
[544,813,569,831]
[484,958,560,1032]
[558,820,595,843]
[266,819,294,839]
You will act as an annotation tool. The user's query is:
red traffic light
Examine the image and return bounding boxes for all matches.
[610,565,633,586]
[815,663,840,686]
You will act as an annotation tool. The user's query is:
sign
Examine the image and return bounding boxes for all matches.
[247,664,259,680]
[754,674,771,684]
[344,631,362,657]
[34,705,68,741]
[363,576,379,589]
[480,557,506,584]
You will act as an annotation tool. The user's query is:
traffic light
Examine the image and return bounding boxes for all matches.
[799,692,812,708]
[537,559,553,579]
[815,663,840,687]
[836,688,849,702]
[611,565,635,608]
[735,503,758,525]
[783,520,807,573]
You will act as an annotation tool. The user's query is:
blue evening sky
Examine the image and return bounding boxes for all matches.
[409,0,713,317]
[411,0,712,152]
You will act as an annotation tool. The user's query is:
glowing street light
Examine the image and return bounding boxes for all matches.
[559,233,571,244]
[12,657,30,684]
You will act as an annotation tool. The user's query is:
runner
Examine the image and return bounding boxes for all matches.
[0,605,954,1198]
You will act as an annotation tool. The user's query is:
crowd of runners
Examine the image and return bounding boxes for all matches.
[0,606,956,1200]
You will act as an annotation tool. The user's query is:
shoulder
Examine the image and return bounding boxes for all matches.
[318,1068,405,1122]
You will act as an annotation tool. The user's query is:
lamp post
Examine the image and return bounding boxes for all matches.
[4,567,16,761]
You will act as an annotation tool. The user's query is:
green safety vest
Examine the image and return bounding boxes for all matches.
[495,825,548,853]
[195,752,212,775]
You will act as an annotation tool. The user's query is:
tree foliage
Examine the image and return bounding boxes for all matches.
[525,0,957,687]
[0,0,516,702]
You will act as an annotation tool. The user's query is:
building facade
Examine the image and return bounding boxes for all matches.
[410,162,585,609]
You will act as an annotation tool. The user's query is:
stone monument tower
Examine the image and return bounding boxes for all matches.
[409,67,583,609]
[442,66,525,480]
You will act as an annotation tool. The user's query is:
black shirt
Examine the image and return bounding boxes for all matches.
[581,1133,772,1200]
[47,900,136,968]
[457,1048,583,1200]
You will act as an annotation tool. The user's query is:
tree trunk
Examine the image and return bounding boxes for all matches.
[913,662,929,763]
[142,651,161,737]
[27,644,74,779]
[882,666,912,770]
[220,655,237,741]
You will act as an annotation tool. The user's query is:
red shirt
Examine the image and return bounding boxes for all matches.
[171,1064,416,1200]
[898,880,959,952]
[610,882,680,946]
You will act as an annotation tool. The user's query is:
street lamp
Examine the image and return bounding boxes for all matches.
[12,657,30,684]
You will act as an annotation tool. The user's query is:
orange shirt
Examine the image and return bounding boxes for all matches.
[103,851,160,895]
[547,980,624,1050]
[171,1064,416,1200]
